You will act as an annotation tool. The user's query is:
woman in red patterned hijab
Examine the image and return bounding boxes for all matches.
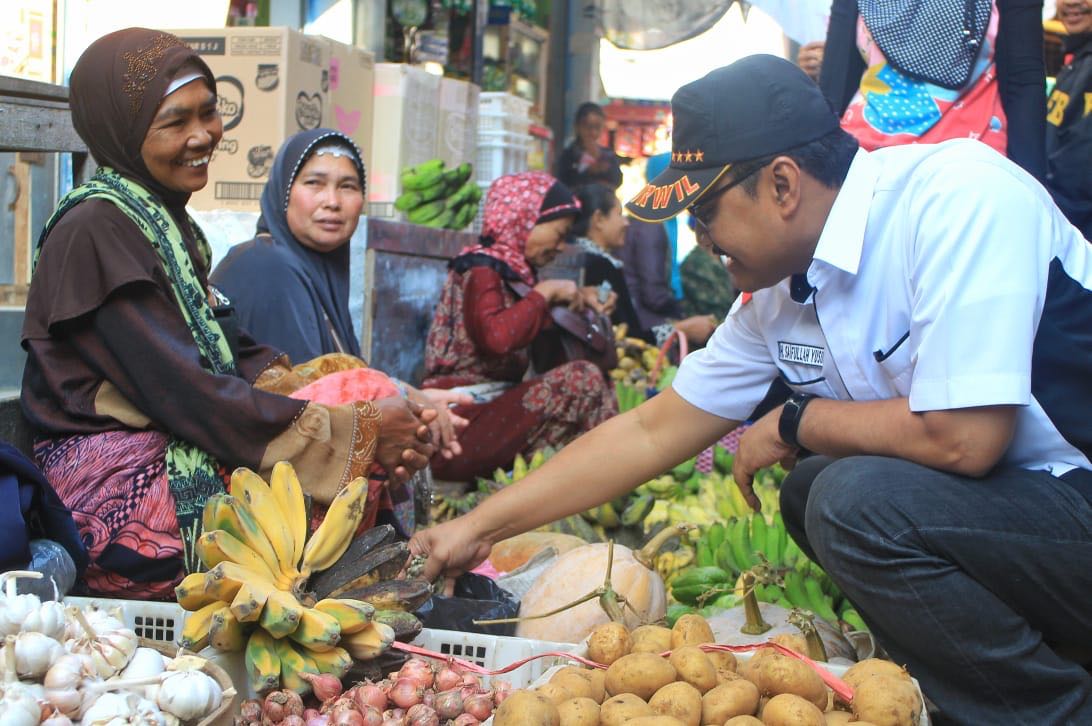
[423,172,617,482]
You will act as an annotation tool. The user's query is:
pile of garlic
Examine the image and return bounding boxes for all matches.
[0,570,234,726]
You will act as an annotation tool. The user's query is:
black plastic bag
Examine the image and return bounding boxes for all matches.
[415,572,520,636]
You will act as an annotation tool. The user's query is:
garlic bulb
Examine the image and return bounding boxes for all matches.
[21,601,66,642]
[64,608,124,642]
[82,691,138,726]
[0,572,44,638]
[43,653,95,718]
[39,709,72,726]
[64,609,136,678]
[119,649,165,701]
[131,698,166,726]
[156,670,222,721]
[1,634,41,726]
[3,632,63,679]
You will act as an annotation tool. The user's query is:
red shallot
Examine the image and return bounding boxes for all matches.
[299,672,343,702]
[358,706,383,726]
[459,673,480,690]
[462,693,493,722]
[352,684,388,712]
[264,691,305,723]
[433,666,461,692]
[329,708,364,726]
[240,700,263,723]
[397,659,434,689]
[305,713,329,726]
[432,689,463,720]
[452,716,480,726]
[282,716,306,726]
[491,680,512,706]
[388,679,424,709]
[404,704,438,726]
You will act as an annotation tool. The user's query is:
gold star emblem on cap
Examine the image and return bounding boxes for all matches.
[672,152,680,163]
[684,151,694,163]
[694,150,704,162]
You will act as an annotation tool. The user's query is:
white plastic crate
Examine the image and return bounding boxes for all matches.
[66,596,186,648]
[476,130,530,187]
[479,92,532,121]
[479,111,530,137]
[411,628,581,688]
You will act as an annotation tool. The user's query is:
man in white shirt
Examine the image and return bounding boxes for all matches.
[412,55,1092,723]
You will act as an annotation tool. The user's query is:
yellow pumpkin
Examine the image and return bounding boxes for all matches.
[515,526,689,643]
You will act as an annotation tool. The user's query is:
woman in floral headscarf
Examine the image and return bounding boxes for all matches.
[423,172,618,481]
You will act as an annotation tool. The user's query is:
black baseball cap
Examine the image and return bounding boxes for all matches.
[625,54,840,223]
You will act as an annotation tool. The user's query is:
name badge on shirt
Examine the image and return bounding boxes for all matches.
[778,341,825,368]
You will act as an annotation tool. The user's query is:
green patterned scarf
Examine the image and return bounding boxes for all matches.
[36,167,236,573]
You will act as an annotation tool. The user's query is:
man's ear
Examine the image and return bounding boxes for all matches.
[769,156,802,217]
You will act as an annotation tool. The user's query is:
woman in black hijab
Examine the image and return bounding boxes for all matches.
[212,129,365,362]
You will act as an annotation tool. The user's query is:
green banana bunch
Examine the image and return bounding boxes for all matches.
[400,159,445,190]
[407,200,446,225]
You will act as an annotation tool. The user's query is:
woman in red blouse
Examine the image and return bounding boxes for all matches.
[424,172,618,481]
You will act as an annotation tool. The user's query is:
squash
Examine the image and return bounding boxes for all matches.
[489,532,588,573]
[516,526,691,643]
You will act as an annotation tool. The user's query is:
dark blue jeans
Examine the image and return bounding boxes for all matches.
[780,455,1092,725]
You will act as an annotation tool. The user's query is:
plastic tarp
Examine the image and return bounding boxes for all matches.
[600,0,735,50]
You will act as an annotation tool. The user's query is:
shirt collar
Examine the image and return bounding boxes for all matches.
[809,148,878,277]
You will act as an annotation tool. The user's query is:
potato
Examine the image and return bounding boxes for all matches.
[842,659,912,690]
[669,646,718,693]
[631,625,674,654]
[748,653,828,709]
[536,682,574,704]
[605,652,678,700]
[737,649,776,685]
[550,670,594,701]
[671,613,716,649]
[557,696,600,726]
[769,633,808,656]
[701,679,760,724]
[588,621,632,665]
[723,717,764,725]
[649,681,703,726]
[760,693,825,726]
[851,674,922,726]
[718,668,745,684]
[586,667,607,703]
[493,690,560,726]
[707,649,738,678]
[824,712,854,725]
[600,693,653,726]
[625,718,687,726]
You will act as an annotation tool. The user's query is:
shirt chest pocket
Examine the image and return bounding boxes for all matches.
[873,329,913,394]
[775,341,838,398]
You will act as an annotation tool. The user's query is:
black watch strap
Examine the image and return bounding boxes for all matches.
[779,392,817,448]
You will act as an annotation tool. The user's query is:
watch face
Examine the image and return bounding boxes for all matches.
[392,0,428,26]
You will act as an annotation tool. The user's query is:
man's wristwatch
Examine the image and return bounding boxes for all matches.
[779,392,817,449]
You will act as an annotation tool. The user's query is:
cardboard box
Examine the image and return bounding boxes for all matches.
[436,77,479,168]
[369,63,441,218]
[323,38,375,184]
[175,27,330,211]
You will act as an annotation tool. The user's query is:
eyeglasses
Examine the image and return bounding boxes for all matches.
[689,162,767,239]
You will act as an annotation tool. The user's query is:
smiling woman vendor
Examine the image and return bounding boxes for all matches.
[20,28,435,599]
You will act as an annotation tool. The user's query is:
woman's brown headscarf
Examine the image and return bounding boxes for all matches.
[69,27,215,207]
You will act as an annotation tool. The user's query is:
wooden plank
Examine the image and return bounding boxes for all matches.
[0,95,85,153]
[366,217,473,259]
[0,76,70,103]
[11,158,29,289]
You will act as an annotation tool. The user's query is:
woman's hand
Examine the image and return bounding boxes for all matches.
[410,514,494,583]
[534,279,584,310]
[410,387,473,460]
[580,286,618,316]
[674,315,718,344]
[374,396,437,484]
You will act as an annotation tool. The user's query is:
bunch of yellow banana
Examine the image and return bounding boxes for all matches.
[654,545,695,586]
[176,462,400,695]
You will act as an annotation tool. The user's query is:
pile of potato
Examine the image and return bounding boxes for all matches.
[491,614,923,726]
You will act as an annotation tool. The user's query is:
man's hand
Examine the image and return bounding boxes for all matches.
[409,515,493,583]
[797,41,825,82]
[375,397,436,484]
[412,387,473,460]
[732,405,799,512]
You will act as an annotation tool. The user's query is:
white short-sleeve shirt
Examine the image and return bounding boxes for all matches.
[673,140,1092,478]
